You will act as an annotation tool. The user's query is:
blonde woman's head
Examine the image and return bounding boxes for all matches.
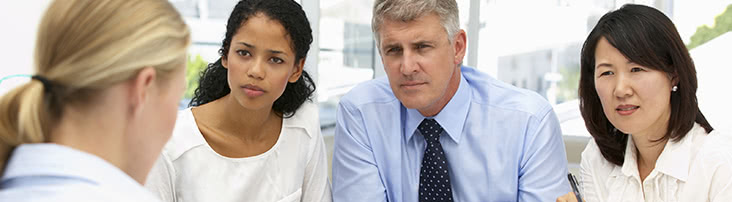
[0,0,190,176]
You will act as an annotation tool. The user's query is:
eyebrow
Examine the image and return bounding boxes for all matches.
[595,63,612,69]
[381,40,435,51]
[381,42,400,51]
[412,40,435,45]
[236,42,288,56]
[595,60,634,69]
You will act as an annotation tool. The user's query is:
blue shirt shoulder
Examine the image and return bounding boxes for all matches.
[339,76,397,107]
[461,66,553,118]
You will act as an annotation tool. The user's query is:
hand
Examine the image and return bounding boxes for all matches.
[556,192,583,202]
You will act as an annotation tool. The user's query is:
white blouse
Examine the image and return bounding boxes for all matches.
[145,101,332,202]
[579,123,732,202]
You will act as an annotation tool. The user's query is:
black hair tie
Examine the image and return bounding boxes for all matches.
[31,75,54,92]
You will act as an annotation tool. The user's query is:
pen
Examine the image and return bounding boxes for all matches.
[567,173,583,202]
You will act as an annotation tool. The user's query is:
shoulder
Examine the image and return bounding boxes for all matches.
[687,128,732,196]
[0,184,157,202]
[462,66,554,119]
[160,108,208,161]
[339,76,398,108]
[285,100,321,139]
[580,139,617,173]
[581,140,603,163]
[694,128,732,169]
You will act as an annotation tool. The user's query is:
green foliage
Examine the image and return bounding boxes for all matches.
[184,55,209,99]
[687,4,732,50]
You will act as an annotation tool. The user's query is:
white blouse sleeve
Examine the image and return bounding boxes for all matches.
[145,153,177,202]
[708,132,732,202]
[580,140,603,202]
[710,163,732,202]
[300,125,333,202]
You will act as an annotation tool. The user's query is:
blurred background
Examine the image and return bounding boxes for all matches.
[2,0,730,177]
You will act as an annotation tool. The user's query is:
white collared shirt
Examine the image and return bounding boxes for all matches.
[0,143,160,202]
[144,101,332,202]
[579,123,732,202]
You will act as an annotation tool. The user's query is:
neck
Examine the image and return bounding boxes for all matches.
[216,94,279,141]
[418,66,461,117]
[49,104,145,184]
[633,107,672,167]
[631,123,669,181]
[633,137,667,169]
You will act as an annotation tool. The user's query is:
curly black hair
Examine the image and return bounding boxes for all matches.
[189,0,315,118]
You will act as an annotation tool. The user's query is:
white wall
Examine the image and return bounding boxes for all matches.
[0,0,50,95]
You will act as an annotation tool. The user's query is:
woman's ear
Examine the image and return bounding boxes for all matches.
[128,67,156,115]
[670,72,679,87]
[221,57,229,69]
[288,58,305,83]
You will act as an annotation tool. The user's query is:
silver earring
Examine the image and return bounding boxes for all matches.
[672,85,678,92]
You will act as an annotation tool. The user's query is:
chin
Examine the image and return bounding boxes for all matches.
[396,96,429,110]
[234,95,270,109]
[610,122,639,135]
[401,102,424,110]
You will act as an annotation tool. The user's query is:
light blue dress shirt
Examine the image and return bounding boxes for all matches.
[332,66,570,202]
[0,144,160,202]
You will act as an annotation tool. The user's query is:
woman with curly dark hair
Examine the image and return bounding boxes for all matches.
[144,0,331,201]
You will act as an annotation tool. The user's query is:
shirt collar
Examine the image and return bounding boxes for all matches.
[654,123,704,182]
[613,123,703,181]
[403,69,471,143]
[617,136,640,178]
[1,143,157,200]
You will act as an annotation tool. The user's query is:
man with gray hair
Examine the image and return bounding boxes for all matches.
[332,0,571,201]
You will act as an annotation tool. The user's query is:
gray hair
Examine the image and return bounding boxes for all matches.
[372,0,460,46]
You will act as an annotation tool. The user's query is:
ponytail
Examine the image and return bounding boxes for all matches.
[0,81,48,172]
[0,0,190,173]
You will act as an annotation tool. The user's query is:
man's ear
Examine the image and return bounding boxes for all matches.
[453,29,467,65]
[288,58,305,83]
[128,67,156,115]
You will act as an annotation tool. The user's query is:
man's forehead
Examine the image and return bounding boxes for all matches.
[380,33,431,45]
[382,12,439,27]
[379,18,445,44]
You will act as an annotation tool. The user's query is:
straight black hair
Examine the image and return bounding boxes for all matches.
[578,4,713,166]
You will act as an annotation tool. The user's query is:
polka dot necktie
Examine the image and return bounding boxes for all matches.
[418,118,453,202]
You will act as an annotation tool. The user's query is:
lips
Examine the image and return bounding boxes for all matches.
[241,84,265,97]
[616,104,639,116]
[401,81,427,88]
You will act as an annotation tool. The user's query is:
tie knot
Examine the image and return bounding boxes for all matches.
[418,118,443,144]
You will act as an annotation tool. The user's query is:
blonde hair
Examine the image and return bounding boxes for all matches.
[0,0,190,171]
